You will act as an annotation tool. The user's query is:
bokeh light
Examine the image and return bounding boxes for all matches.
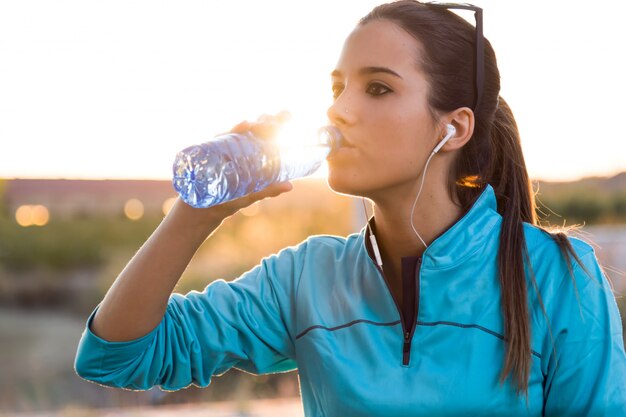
[15,205,32,227]
[32,205,50,226]
[15,205,50,227]
[124,198,144,220]
[162,197,177,216]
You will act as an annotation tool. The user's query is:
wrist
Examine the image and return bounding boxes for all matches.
[167,198,232,237]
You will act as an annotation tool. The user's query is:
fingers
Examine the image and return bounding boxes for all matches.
[230,111,291,140]
[230,120,252,134]
[256,181,294,198]
[237,181,294,208]
[211,181,292,216]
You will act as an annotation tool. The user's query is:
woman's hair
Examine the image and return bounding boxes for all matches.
[360,0,584,397]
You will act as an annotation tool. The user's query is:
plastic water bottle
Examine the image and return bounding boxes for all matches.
[172,126,341,208]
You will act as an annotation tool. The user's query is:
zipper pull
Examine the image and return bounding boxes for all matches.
[402,331,412,365]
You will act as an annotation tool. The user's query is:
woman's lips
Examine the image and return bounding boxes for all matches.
[336,131,354,148]
[327,136,356,161]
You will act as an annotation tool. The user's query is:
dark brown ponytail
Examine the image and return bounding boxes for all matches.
[361,0,587,397]
[489,97,535,394]
[487,96,585,396]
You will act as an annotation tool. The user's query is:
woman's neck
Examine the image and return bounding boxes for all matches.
[370,180,463,263]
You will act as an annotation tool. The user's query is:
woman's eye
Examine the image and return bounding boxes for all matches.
[331,84,344,99]
[366,83,391,96]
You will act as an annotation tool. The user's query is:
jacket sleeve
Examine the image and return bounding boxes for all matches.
[74,243,303,391]
[543,249,626,416]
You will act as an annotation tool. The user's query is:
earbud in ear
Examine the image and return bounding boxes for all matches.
[432,124,456,154]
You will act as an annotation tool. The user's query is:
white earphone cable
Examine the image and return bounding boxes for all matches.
[410,150,437,249]
[361,197,384,267]
[361,197,374,236]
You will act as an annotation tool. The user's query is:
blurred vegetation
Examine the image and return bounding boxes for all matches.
[535,173,626,226]
[0,214,155,272]
[0,209,166,314]
[0,178,6,212]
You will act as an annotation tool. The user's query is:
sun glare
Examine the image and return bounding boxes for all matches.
[273,114,330,179]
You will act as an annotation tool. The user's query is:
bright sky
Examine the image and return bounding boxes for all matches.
[1,0,625,182]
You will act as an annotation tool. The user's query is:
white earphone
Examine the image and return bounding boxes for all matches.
[432,124,456,155]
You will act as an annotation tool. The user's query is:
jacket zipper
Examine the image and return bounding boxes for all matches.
[372,256,422,366]
[403,257,421,365]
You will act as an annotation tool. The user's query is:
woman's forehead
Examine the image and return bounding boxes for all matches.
[334,19,423,76]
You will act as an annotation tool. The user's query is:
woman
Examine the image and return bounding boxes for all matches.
[75,1,626,415]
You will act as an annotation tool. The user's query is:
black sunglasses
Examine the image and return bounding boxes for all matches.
[425,2,484,112]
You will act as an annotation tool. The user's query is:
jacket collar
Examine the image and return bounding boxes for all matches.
[363,185,501,270]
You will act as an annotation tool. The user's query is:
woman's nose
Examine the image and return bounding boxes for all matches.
[327,95,353,126]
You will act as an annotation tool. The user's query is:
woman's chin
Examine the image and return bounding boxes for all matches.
[326,174,368,199]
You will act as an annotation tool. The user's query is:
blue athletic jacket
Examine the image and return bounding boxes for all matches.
[75,185,626,416]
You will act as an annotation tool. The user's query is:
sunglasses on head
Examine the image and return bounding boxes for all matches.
[425,2,484,112]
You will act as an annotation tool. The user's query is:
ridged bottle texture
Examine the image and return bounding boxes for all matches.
[172,127,340,208]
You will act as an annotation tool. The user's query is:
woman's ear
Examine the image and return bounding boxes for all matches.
[438,107,475,152]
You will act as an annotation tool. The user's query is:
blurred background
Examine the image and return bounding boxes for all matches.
[1,0,625,416]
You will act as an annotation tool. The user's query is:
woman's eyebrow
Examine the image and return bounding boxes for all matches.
[330,66,403,79]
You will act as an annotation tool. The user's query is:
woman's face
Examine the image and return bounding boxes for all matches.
[326,19,441,200]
